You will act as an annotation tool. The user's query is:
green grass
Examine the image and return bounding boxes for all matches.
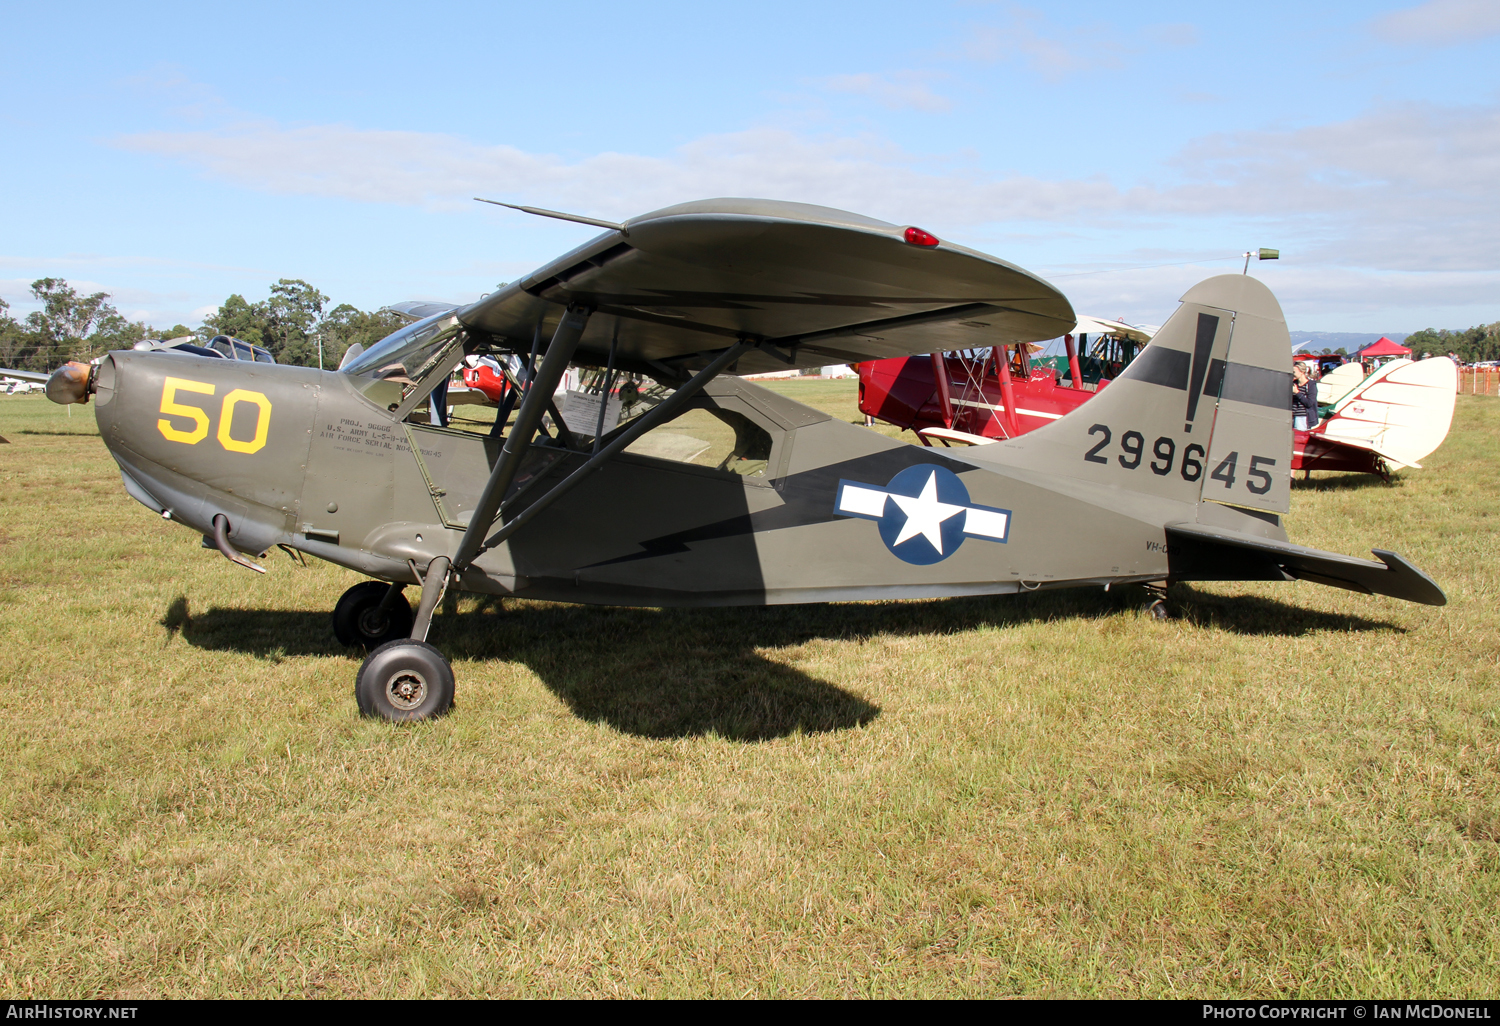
[1,387,1498,998]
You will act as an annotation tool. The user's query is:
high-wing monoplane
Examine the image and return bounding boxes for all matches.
[42,198,1445,721]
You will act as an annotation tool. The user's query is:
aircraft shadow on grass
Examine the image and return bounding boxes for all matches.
[17,429,102,437]
[164,583,1402,740]
[1292,474,1398,492]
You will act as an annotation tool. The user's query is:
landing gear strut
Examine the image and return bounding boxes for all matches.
[353,558,456,721]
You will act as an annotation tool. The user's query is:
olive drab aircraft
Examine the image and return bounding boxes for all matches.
[42,198,1446,722]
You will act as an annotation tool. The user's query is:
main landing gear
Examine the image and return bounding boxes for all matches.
[339,557,457,722]
[332,581,414,647]
[355,639,455,721]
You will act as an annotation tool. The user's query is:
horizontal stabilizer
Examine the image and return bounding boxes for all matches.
[1165,522,1446,606]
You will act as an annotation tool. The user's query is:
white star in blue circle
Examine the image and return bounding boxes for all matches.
[833,465,1012,565]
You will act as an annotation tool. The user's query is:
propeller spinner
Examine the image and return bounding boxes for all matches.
[46,361,94,405]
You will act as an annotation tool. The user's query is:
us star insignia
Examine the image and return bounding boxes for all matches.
[833,465,1011,565]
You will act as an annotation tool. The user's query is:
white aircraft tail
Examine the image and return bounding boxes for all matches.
[1317,357,1457,469]
[986,274,1294,515]
[1316,361,1365,406]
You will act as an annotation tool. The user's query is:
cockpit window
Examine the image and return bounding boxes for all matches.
[206,334,271,362]
[342,313,464,409]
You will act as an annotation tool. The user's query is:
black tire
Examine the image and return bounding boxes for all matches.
[332,581,413,648]
[1146,599,1170,620]
[355,640,455,721]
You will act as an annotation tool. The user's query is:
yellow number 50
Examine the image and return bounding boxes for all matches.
[158,377,214,444]
[217,389,272,453]
[158,377,272,454]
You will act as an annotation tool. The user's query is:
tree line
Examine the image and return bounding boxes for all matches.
[6,274,1498,371]
[1402,322,1500,364]
[0,277,410,372]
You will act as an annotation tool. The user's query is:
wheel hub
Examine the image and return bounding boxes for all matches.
[385,669,429,711]
[357,606,391,638]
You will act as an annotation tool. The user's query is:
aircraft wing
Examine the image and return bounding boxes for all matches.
[443,383,493,406]
[1,368,51,384]
[458,198,1075,377]
[1071,315,1152,343]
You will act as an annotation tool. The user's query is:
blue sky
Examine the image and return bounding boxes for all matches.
[3,0,1498,333]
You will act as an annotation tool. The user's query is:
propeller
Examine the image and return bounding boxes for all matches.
[45,361,94,405]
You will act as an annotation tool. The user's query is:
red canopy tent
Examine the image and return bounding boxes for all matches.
[1359,336,1411,358]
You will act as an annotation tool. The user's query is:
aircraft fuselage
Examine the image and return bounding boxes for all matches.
[93,349,1198,606]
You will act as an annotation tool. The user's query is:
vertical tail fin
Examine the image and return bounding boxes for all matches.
[989,274,1294,514]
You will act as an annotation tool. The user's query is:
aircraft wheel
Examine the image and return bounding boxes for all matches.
[355,640,455,721]
[1145,598,1170,620]
[333,581,413,648]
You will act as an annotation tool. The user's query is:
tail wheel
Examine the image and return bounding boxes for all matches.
[355,640,455,721]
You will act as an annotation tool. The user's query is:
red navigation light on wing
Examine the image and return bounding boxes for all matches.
[904,227,940,247]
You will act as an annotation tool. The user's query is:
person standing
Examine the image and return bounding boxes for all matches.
[1292,362,1319,431]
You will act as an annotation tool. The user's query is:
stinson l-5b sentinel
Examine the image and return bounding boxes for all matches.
[40,199,1445,720]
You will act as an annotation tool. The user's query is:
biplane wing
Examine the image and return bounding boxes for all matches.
[458,198,1076,377]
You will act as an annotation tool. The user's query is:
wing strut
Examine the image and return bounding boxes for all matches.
[453,305,592,571]
[476,340,754,555]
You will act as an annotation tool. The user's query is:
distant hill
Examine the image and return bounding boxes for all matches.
[1287,331,1410,353]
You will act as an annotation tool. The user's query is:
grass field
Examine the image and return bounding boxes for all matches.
[1,383,1497,998]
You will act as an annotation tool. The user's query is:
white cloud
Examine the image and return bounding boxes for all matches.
[0,274,197,327]
[1371,0,1500,46]
[114,97,1500,269]
[0,253,260,274]
[106,94,1500,327]
[1161,101,1500,269]
[957,8,1194,81]
[1062,264,1500,331]
[819,71,953,113]
[1145,22,1199,48]
[114,120,1123,226]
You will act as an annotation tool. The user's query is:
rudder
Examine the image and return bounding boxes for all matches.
[989,274,1293,514]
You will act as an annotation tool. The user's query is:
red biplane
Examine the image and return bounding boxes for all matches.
[858,300,1456,480]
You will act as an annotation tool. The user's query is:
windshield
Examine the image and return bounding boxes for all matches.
[342,312,464,409]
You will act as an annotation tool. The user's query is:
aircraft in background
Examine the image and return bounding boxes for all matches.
[860,312,1456,482]
[40,198,1445,723]
[4,376,46,395]
[857,316,1150,446]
